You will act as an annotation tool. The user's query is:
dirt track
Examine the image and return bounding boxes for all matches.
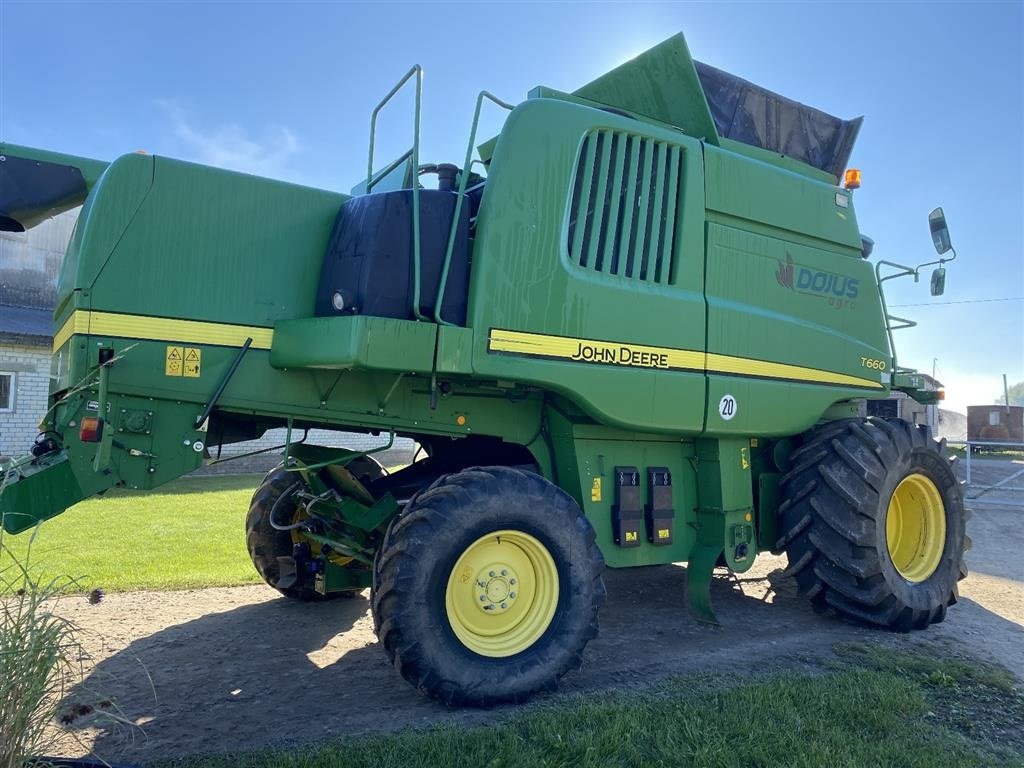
[52,499,1023,765]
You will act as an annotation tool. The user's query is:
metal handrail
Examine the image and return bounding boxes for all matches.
[874,259,920,374]
[367,65,426,320]
[434,91,515,325]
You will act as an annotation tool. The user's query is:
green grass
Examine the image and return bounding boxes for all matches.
[1,474,264,592]
[157,645,1022,768]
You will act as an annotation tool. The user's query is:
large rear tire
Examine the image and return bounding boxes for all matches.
[371,466,605,706]
[777,417,968,631]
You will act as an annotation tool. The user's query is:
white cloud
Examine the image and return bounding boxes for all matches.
[156,100,299,178]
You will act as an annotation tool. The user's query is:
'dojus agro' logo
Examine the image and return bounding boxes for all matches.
[776,253,858,309]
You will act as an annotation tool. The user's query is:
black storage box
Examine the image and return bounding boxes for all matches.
[645,466,674,545]
[315,189,471,324]
[612,466,643,548]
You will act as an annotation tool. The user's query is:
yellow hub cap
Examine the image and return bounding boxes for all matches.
[445,530,559,657]
[886,473,946,582]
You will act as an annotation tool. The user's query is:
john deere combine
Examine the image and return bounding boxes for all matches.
[0,33,966,705]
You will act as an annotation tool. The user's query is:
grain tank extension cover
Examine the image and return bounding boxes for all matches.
[574,34,861,181]
[694,60,862,181]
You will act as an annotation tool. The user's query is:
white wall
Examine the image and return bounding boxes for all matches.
[0,342,51,457]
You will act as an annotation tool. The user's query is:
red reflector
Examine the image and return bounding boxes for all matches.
[80,417,104,443]
[936,390,945,401]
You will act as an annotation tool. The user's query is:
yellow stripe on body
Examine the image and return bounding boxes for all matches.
[52,312,89,353]
[488,328,706,372]
[488,328,882,390]
[52,310,274,353]
[705,352,883,389]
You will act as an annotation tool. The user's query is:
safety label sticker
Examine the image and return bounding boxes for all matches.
[165,346,184,376]
[183,347,202,378]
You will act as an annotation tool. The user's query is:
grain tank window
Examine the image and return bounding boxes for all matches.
[566,129,682,285]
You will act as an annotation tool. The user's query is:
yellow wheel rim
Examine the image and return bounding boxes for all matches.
[445,530,559,658]
[886,473,946,582]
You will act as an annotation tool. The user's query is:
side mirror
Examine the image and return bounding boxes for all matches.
[930,267,946,296]
[929,207,953,255]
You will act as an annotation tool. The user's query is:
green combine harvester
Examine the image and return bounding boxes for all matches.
[1,33,967,705]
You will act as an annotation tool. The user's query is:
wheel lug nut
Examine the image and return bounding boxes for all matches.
[501,602,507,609]
[479,595,486,602]
[489,570,496,577]
[501,569,508,576]
[509,592,516,599]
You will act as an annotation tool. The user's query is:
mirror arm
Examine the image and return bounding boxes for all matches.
[916,246,957,272]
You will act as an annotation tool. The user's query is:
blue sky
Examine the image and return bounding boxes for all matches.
[2,1,1021,412]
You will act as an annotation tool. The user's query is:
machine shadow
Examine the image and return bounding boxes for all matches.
[63,563,808,762]
[63,591,391,762]
[63,561,1019,764]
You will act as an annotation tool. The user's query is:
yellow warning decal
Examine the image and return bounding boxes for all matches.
[183,347,202,378]
[165,346,184,377]
[590,477,602,502]
[624,530,638,542]
[657,528,670,540]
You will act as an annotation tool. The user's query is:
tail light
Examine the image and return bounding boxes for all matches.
[79,417,104,443]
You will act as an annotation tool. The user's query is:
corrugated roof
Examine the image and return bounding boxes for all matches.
[0,305,53,339]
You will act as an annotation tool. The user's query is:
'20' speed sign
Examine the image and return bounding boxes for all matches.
[718,394,737,421]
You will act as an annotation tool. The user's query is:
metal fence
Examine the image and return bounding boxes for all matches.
[947,440,1024,505]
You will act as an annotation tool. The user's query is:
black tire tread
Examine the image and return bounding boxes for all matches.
[777,417,967,630]
[371,465,605,707]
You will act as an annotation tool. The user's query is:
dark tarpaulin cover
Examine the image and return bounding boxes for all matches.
[694,60,862,180]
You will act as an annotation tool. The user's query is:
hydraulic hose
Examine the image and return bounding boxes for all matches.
[268,481,306,531]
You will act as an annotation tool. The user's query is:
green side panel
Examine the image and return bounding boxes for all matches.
[701,151,890,436]
[693,437,756,572]
[572,33,720,145]
[717,137,836,186]
[63,154,346,329]
[546,406,766,570]
[435,325,475,375]
[270,316,437,373]
[55,152,154,321]
[547,406,701,568]
[469,98,707,434]
[704,145,862,250]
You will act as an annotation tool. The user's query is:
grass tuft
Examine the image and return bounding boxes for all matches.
[0,535,84,768]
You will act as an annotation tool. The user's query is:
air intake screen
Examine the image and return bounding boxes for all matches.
[566,130,682,284]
